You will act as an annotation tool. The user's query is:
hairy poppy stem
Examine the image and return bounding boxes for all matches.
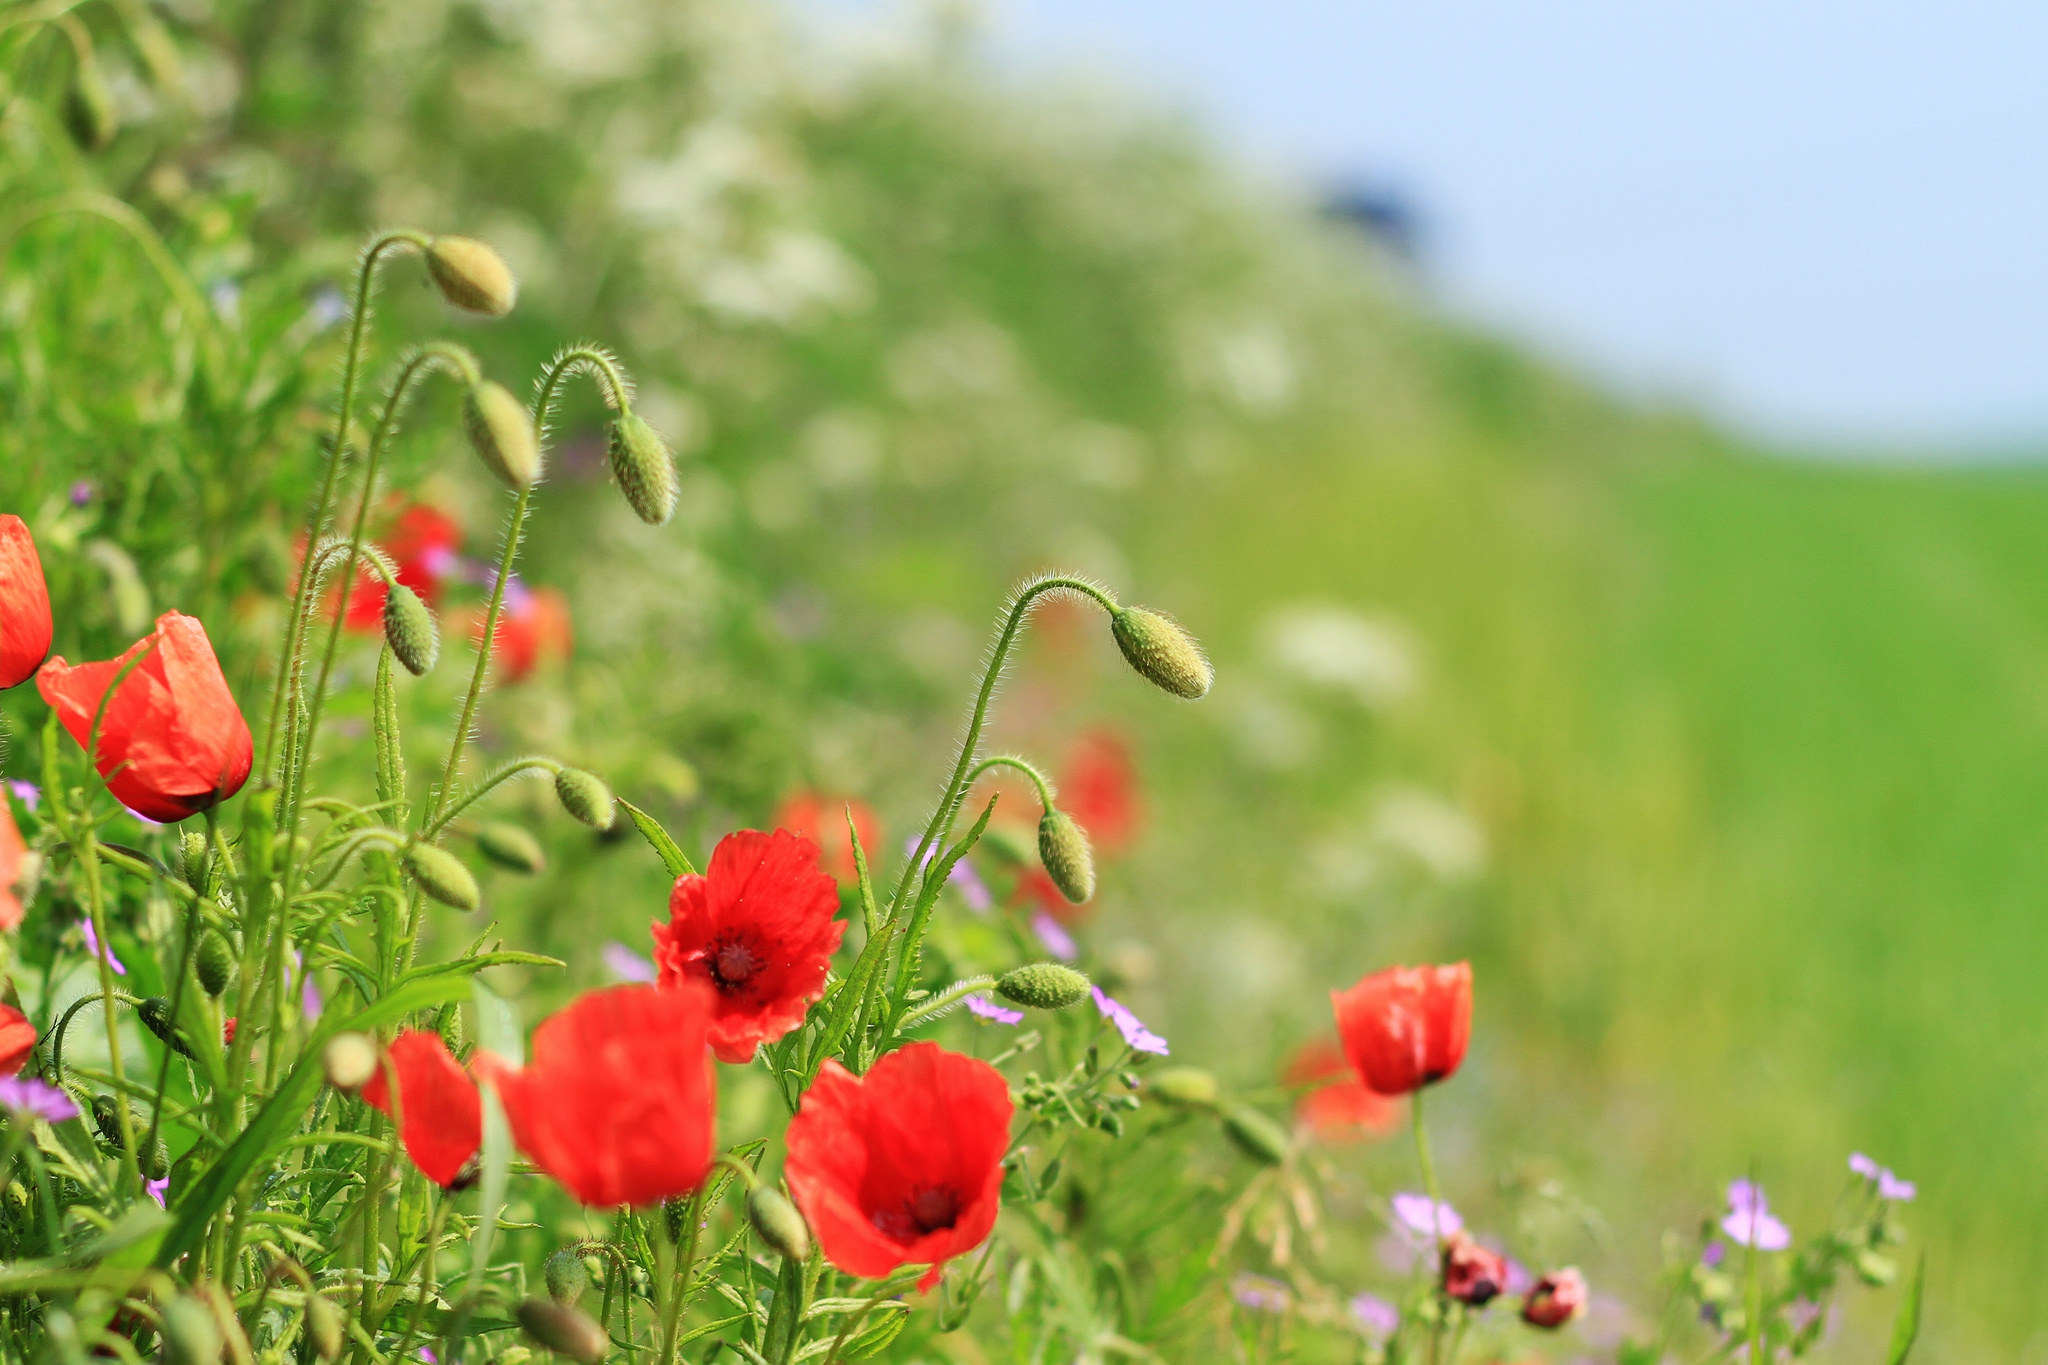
[964,755,1056,811]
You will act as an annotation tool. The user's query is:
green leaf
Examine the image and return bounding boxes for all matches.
[617,797,696,877]
[1887,1252,1926,1365]
[467,977,520,1291]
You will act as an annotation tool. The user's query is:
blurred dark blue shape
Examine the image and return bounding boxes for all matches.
[1322,183,1426,262]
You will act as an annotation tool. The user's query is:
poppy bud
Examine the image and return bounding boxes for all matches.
[304,1291,345,1361]
[476,822,546,875]
[515,1299,608,1364]
[606,411,679,526]
[1109,607,1212,701]
[1036,810,1095,904]
[404,842,480,912]
[553,768,615,830]
[91,1095,169,1180]
[543,1248,590,1303]
[137,997,199,1059]
[1223,1106,1292,1166]
[1521,1267,1587,1328]
[995,963,1092,1011]
[179,831,210,893]
[0,516,52,690]
[425,236,518,317]
[382,584,440,676]
[195,931,236,997]
[747,1185,812,1263]
[321,1032,380,1091]
[464,382,540,490]
[158,1296,222,1365]
[1145,1066,1219,1108]
[64,58,118,152]
[1440,1234,1508,1306]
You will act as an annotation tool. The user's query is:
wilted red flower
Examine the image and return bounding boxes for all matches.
[37,612,253,823]
[0,1004,34,1074]
[476,982,716,1208]
[653,829,844,1064]
[1284,1039,1404,1144]
[0,516,53,690]
[1060,729,1140,856]
[773,792,882,886]
[362,1030,481,1189]
[0,798,25,932]
[1522,1267,1588,1328]
[1441,1233,1509,1306]
[785,1042,1012,1292]
[1330,962,1472,1096]
[340,502,464,631]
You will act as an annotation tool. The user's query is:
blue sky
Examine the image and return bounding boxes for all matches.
[796,1,2048,451]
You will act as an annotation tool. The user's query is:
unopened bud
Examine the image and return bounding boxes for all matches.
[1036,810,1095,904]
[322,1032,379,1091]
[425,236,518,317]
[1854,1249,1897,1287]
[158,1296,223,1365]
[554,768,615,831]
[464,382,540,489]
[607,411,679,525]
[382,584,439,676]
[65,59,118,151]
[1522,1268,1588,1328]
[476,822,546,875]
[544,1248,591,1303]
[404,842,480,912]
[1145,1066,1218,1108]
[747,1186,812,1262]
[90,1095,169,1180]
[1222,1106,1291,1166]
[137,997,198,1059]
[195,930,236,997]
[516,1299,608,1364]
[305,1291,346,1361]
[179,831,210,892]
[996,963,1092,1011]
[1110,606,1212,700]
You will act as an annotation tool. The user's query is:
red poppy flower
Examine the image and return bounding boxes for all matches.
[1284,1039,1404,1144]
[476,982,716,1208]
[339,502,465,631]
[1441,1233,1509,1306]
[0,516,53,690]
[223,1018,238,1045]
[36,612,253,824]
[1330,962,1472,1097]
[1060,730,1140,856]
[1522,1267,1588,1328]
[653,829,844,1063]
[785,1042,1012,1292]
[773,792,881,886]
[0,797,25,932]
[362,1030,482,1188]
[0,1003,36,1075]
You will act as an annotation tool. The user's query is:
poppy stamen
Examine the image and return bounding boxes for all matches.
[708,936,763,991]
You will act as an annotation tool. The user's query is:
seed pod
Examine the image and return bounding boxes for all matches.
[476,822,546,875]
[195,930,236,997]
[136,997,197,1059]
[321,1032,379,1091]
[425,236,518,317]
[304,1290,346,1361]
[404,842,480,912]
[464,382,540,490]
[64,58,118,151]
[179,831,210,892]
[553,767,616,831]
[1109,606,1212,700]
[90,1095,169,1180]
[1145,1066,1219,1109]
[1036,809,1095,904]
[543,1248,591,1303]
[1223,1106,1291,1166]
[995,963,1092,1011]
[158,1296,222,1365]
[382,583,439,676]
[606,410,679,525]
[747,1186,812,1263]
[515,1299,608,1364]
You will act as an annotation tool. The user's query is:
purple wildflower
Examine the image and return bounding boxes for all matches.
[0,1076,78,1123]
[904,837,994,914]
[418,1350,438,1364]
[6,781,38,812]
[1350,1292,1399,1339]
[125,807,165,828]
[1390,1191,1463,1242]
[1231,1273,1290,1313]
[602,940,659,983]
[965,994,1023,1026]
[1700,1240,1726,1268]
[146,1174,169,1207]
[1031,912,1078,962]
[79,919,126,976]
[309,286,348,330]
[1849,1151,1915,1201]
[1720,1180,1791,1251]
[1090,986,1168,1055]
[1788,1297,1824,1334]
[68,481,94,508]
[302,972,323,1022]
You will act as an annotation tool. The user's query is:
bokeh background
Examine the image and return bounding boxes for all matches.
[4,0,2044,1357]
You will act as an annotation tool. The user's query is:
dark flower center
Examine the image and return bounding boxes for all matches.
[871,1184,962,1240]
[707,935,763,992]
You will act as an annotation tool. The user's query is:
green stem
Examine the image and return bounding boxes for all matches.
[76,806,139,1191]
[963,755,1055,811]
[419,757,562,839]
[140,811,211,1163]
[894,975,998,1036]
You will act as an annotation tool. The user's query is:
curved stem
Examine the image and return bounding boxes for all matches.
[419,757,562,839]
[964,755,1055,812]
[894,975,998,1036]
